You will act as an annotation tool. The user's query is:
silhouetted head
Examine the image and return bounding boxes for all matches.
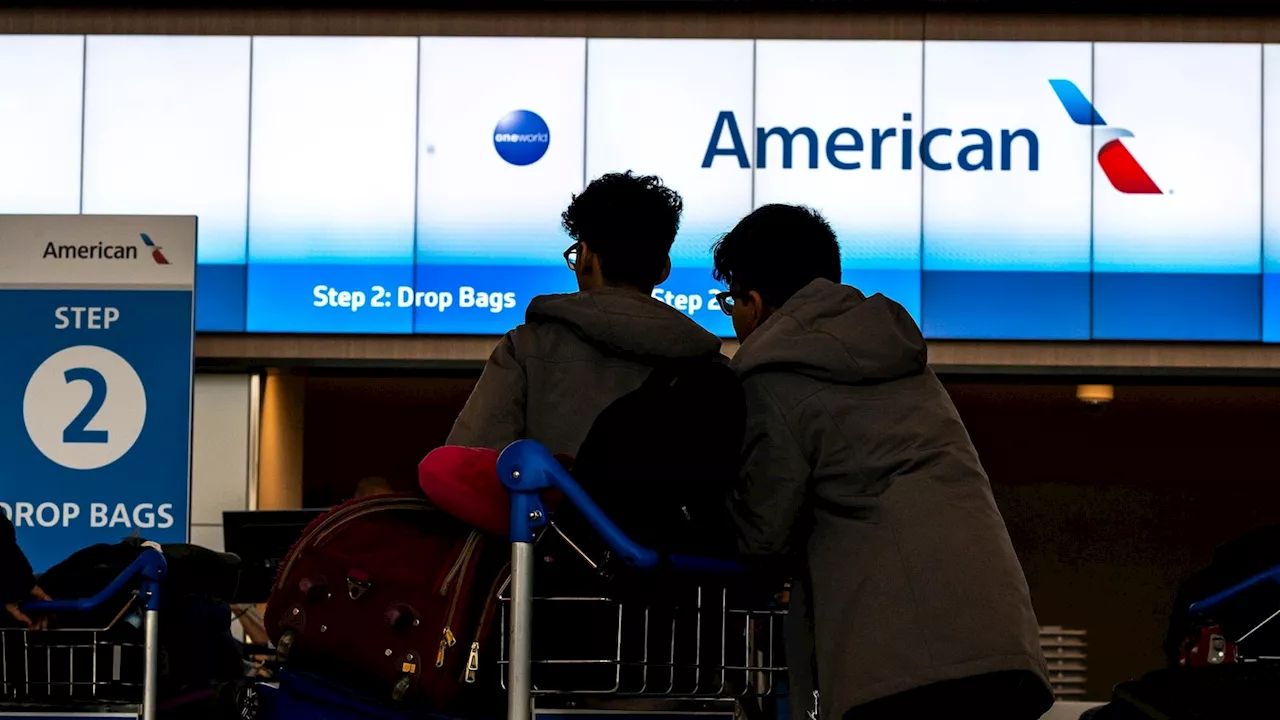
[713,204,841,342]
[561,171,682,293]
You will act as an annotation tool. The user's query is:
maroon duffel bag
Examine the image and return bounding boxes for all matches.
[265,494,509,710]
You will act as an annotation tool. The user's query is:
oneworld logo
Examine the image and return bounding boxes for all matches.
[493,110,550,166]
[701,111,1040,172]
[1049,79,1161,195]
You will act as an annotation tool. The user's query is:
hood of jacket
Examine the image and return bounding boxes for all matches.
[526,287,724,362]
[731,279,927,384]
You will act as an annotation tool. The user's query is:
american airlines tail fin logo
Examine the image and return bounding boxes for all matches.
[1049,79,1162,195]
[139,233,170,265]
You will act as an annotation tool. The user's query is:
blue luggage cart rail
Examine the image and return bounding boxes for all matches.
[1185,562,1280,661]
[0,550,167,720]
[1188,565,1280,619]
[497,441,786,720]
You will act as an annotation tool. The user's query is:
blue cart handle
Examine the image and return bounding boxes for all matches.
[20,548,167,614]
[497,440,744,576]
[1189,564,1280,617]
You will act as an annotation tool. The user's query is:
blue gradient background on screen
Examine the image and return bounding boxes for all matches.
[587,39,754,337]
[246,37,419,333]
[415,37,586,334]
[81,35,251,331]
[1264,46,1280,342]
[753,40,924,322]
[922,42,1093,339]
[9,34,1280,342]
[0,36,82,215]
[1092,43,1262,341]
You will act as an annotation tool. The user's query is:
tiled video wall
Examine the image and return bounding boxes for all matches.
[3,36,1277,340]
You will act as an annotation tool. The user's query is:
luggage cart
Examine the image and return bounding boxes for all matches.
[0,549,167,720]
[1182,562,1280,666]
[1082,566,1280,718]
[497,440,787,720]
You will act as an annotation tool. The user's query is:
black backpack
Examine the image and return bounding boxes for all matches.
[563,358,746,563]
[31,539,245,698]
[526,359,748,695]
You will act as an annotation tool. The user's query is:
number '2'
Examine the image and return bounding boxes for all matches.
[63,367,109,444]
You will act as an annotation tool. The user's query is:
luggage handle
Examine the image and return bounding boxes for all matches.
[496,439,744,576]
[499,440,745,720]
[22,548,168,614]
[1188,564,1280,617]
[18,548,167,720]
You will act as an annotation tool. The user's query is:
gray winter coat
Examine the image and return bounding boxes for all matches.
[447,288,724,455]
[729,279,1050,719]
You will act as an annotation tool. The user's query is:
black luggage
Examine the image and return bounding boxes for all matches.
[1084,665,1280,719]
[28,538,245,698]
[524,358,748,695]
[560,358,746,566]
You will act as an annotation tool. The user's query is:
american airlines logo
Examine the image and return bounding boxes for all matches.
[41,233,170,264]
[1049,79,1162,195]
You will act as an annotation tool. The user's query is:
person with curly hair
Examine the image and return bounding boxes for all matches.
[448,171,723,456]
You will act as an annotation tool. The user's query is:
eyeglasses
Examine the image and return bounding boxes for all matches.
[715,290,745,316]
[563,243,579,271]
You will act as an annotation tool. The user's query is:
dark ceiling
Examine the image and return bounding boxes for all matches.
[6,1,1276,17]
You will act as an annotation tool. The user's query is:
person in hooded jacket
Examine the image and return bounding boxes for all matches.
[714,204,1053,720]
[447,171,724,455]
[1,512,51,628]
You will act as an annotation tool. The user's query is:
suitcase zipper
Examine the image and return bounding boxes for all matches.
[439,532,481,596]
[435,626,456,668]
[463,562,512,683]
[313,501,436,549]
[465,642,480,683]
[436,533,483,668]
[275,498,434,591]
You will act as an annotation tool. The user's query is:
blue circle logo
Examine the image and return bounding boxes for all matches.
[493,110,550,166]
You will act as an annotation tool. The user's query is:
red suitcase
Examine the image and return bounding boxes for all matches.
[264,494,508,710]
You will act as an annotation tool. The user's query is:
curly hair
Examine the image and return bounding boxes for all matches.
[561,171,683,289]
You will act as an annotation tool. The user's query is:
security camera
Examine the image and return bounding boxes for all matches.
[1077,384,1114,411]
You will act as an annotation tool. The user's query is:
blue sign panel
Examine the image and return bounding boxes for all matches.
[0,215,195,572]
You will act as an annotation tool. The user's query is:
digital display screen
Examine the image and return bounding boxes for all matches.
[922,41,1093,340]
[1261,45,1280,343]
[81,35,251,332]
[1091,43,1262,341]
[754,40,924,322]
[6,35,1280,342]
[0,36,83,215]
[246,37,419,333]
[416,37,586,334]
[587,39,755,337]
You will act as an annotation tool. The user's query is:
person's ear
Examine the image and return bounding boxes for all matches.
[656,257,671,285]
[578,242,596,275]
[746,290,767,321]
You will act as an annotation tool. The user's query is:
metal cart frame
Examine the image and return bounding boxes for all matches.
[1187,563,1280,663]
[2,549,166,720]
[497,440,779,720]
